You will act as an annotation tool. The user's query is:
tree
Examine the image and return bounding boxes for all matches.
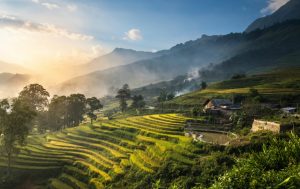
[0,98,36,177]
[67,94,86,127]
[18,84,50,133]
[86,97,103,124]
[116,84,131,112]
[131,95,146,109]
[45,95,68,131]
[167,93,175,101]
[231,73,246,80]
[18,83,50,111]
[248,88,263,102]
[157,89,174,112]
[201,81,207,90]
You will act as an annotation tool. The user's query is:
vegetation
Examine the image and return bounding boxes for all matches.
[157,89,175,112]
[86,97,103,124]
[169,67,300,106]
[0,98,36,177]
[116,84,131,112]
[131,95,146,110]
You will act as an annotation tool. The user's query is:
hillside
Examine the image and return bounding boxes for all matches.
[0,73,31,98]
[56,34,246,96]
[198,20,300,83]
[1,113,299,189]
[171,67,300,106]
[245,0,300,32]
[0,61,29,74]
[0,114,200,188]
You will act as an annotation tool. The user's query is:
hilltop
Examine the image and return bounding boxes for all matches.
[245,0,300,32]
[170,67,300,106]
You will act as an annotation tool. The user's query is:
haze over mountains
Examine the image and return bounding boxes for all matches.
[56,34,245,96]
[1,0,300,98]
[82,48,164,74]
[0,61,29,74]
[56,0,300,97]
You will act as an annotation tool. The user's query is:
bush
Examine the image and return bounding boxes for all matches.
[211,133,300,189]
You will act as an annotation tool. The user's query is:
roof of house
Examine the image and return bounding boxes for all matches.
[282,107,297,111]
[210,99,233,107]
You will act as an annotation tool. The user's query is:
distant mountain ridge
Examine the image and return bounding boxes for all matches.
[81,48,164,74]
[200,20,300,82]
[56,33,246,96]
[0,73,30,98]
[0,61,29,74]
[245,0,300,32]
[54,0,300,97]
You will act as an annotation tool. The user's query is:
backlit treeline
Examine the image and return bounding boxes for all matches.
[19,84,102,133]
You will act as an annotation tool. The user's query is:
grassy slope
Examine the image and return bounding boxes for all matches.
[170,67,300,106]
[0,114,201,189]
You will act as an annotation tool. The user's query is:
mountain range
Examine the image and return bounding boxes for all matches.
[56,34,245,96]
[0,73,30,98]
[57,0,300,97]
[79,48,164,74]
[245,0,300,32]
[0,61,29,74]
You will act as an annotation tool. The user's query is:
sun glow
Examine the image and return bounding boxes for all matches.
[0,27,106,84]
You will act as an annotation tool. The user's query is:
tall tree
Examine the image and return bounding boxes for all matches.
[116,84,131,112]
[0,98,36,177]
[86,97,103,124]
[18,84,50,133]
[46,95,68,131]
[18,84,50,111]
[157,89,174,112]
[131,95,146,109]
[67,94,86,127]
[201,81,207,90]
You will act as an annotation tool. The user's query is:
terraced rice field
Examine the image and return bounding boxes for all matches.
[0,114,198,189]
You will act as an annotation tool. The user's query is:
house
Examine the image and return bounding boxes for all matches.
[203,99,233,110]
[203,98,241,113]
[251,119,293,133]
[281,107,297,114]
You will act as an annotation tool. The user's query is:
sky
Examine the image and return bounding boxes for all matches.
[0,0,290,69]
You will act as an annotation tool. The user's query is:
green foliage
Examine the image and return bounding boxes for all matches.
[0,98,36,177]
[131,95,146,109]
[170,67,300,106]
[201,81,207,89]
[18,83,50,111]
[231,73,246,80]
[157,89,175,112]
[37,93,90,132]
[191,106,202,117]
[86,97,103,124]
[211,133,300,189]
[116,84,131,112]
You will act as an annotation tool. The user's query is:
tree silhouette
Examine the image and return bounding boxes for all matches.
[116,84,131,112]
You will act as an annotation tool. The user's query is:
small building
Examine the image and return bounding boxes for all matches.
[281,107,297,114]
[251,119,293,133]
[203,99,241,113]
[203,99,233,110]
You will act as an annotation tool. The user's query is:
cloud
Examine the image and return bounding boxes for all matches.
[0,14,93,40]
[123,28,143,41]
[32,0,60,10]
[91,44,106,56]
[261,0,290,15]
[67,4,78,12]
